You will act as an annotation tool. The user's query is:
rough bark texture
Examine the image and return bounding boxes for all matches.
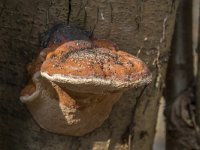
[164,0,200,149]
[196,2,200,127]
[0,0,178,150]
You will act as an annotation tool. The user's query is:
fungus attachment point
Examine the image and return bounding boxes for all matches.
[20,24,152,136]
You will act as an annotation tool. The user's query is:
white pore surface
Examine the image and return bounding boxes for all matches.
[41,71,152,92]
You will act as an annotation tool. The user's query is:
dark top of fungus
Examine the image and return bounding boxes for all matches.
[41,24,90,48]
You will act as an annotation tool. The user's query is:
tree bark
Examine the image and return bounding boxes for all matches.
[0,0,179,150]
[196,0,200,127]
[164,0,200,149]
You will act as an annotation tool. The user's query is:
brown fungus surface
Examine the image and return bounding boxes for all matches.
[41,45,151,93]
[20,25,152,136]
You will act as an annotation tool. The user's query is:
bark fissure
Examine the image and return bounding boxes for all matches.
[83,0,88,28]
[109,3,113,24]
[0,0,6,19]
[135,0,143,30]
[67,0,72,24]
[121,85,148,146]
[90,6,99,37]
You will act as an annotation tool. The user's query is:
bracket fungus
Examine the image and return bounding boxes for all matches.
[20,24,152,136]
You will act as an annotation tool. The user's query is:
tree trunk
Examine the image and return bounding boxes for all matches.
[164,0,200,149]
[196,0,200,127]
[0,0,179,150]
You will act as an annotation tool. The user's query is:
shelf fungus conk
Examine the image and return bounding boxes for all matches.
[20,25,152,136]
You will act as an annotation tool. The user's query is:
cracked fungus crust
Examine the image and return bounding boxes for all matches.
[41,46,152,91]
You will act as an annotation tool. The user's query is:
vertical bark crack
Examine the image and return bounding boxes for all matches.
[121,85,148,148]
[67,0,72,24]
[109,3,113,23]
[0,0,6,19]
[135,0,143,30]
[90,6,99,37]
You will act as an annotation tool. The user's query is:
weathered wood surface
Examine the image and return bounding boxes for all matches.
[0,0,178,149]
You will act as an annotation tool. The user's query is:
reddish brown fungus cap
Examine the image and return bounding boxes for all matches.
[41,42,152,93]
[46,40,92,59]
